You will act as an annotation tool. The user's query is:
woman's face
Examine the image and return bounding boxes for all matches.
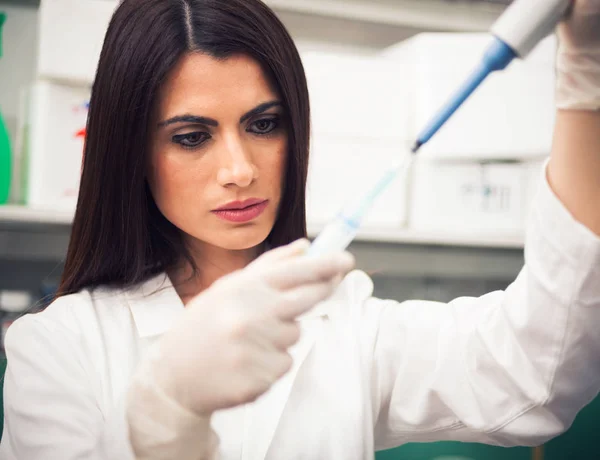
[148,53,287,254]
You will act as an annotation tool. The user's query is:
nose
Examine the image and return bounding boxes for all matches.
[216,134,258,188]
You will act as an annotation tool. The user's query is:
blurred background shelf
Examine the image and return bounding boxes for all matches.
[308,224,523,249]
[0,0,38,6]
[0,205,73,226]
[2,0,511,28]
[0,206,524,286]
[0,0,510,56]
[268,0,510,49]
[268,0,507,32]
[0,205,523,248]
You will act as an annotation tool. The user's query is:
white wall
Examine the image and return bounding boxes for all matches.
[0,3,38,141]
[0,2,412,143]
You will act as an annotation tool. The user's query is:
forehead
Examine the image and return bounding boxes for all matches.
[157,52,278,116]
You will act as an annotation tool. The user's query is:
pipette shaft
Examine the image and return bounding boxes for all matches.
[412,0,571,153]
[307,0,571,256]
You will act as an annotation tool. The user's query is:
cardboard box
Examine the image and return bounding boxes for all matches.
[37,0,118,84]
[302,50,409,140]
[382,33,556,161]
[408,159,543,235]
[302,49,412,230]
[26,81,90,211]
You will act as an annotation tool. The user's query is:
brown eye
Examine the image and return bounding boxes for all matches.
[172,131,210,149]
[248,117,279,135]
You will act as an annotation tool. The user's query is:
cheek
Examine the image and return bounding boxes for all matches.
[258,138,287,194]
[147,151,210,216]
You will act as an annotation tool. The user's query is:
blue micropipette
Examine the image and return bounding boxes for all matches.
[410,37,516,153]
[308,0,571,257]
[306,155,412,257]
[412,0,571,153]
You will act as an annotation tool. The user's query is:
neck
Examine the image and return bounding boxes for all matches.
[169,240,262,305]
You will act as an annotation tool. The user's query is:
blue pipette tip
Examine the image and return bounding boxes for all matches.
[411,141,422,154]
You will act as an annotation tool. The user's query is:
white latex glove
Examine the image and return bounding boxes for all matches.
[154,239,353,414]
[126,239,354,460]
[556,0,600,110]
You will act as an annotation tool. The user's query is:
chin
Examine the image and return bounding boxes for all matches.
[204,224,273,252]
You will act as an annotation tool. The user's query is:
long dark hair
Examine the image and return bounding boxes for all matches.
[58,0,310,296]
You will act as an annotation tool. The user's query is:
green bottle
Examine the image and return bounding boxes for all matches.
[0,12,11,204]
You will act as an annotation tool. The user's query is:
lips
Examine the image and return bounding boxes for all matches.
[212,198,269,223]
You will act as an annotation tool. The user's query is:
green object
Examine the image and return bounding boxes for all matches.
[0,12,11,205]
[0,356,6,440]
[376,441,530,460]
[545,394,600,459]
[376,394,600,459]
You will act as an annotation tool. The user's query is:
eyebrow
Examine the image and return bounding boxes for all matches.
[239,101,282,123]
[157,100,282,128]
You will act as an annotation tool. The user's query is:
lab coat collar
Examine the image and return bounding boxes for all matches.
[126,271,330,460]
[246,281,352,459]
[125,271,329,338]
[125,273,185,338]
[246,318,323,460]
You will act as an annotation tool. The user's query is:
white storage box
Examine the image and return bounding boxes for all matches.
[302,50,410,140]
[382,33,556,160]
[37,0,118,84]
[26,81,91,211]
[408,158,542,235]
[302,49,412,230]
[306,134,410,229]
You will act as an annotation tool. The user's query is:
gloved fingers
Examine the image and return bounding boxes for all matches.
[555,0,600,110]
[557,0,600,50]
[234,312,301,352]
[268,321,302,350]
[271,280,338,321]
[556,52,600,109]
[271,351,294,379]
[574,0,600,14]
[260,251,355,291]
[235,347,293,395]
[244,314,302,351]
[252,349,294,382]
[249,239,311,269]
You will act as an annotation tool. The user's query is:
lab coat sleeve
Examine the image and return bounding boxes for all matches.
[126,342,220,460]
[1,311,218,460]
[1,313,135,459]
[370,170,600,450]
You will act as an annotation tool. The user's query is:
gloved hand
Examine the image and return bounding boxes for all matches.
[556,0,600,110]
[134,239,354,416]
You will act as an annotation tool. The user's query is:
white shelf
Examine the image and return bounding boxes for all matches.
[0,206,524,248]
[266,0,505,32]
[0,206,524,281]
[0,205,524,248]
[308,225,524,249]
[0,205,74,225]
[6,0,505,31]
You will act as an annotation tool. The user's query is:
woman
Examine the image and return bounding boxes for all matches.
[2,0,600,459]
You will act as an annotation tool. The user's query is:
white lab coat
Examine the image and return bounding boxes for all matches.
[2,172,600,460]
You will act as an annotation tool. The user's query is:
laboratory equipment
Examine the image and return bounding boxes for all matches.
[27,81,90,211]
[408,160,540,235]
[306,154,413,257]
[412,0,571,153]
[307,0,571,257]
